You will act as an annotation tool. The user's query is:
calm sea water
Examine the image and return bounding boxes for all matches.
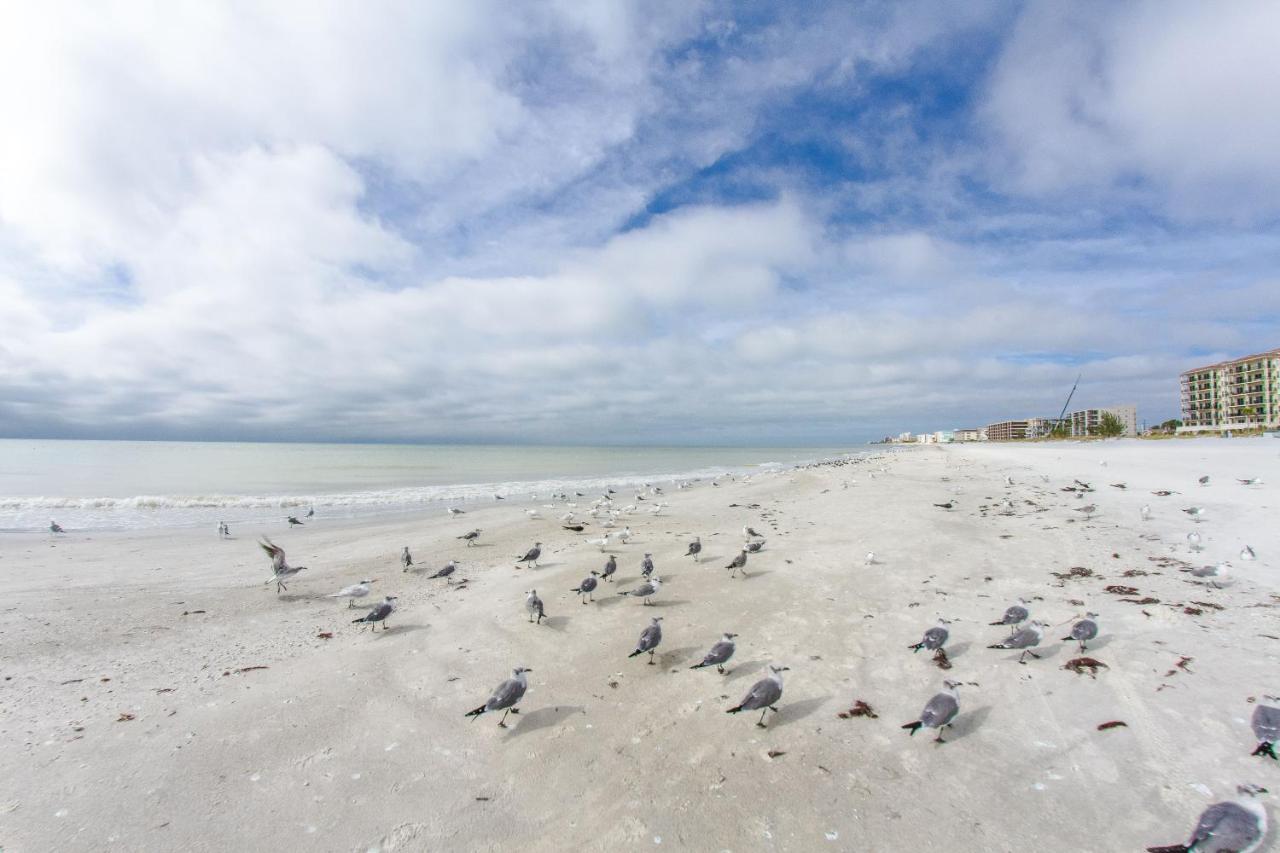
[0,440,858,531]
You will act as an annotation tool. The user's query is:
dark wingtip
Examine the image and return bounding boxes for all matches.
[1253,741,1278,759]
[901,721,923,735]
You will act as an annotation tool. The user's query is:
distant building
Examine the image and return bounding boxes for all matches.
[1180,348,1280,432]
[1069,405,1138,437]
[933,430,955,443]
[897,432,915,443]
[986,418,1051,440]
[954,427,986,442]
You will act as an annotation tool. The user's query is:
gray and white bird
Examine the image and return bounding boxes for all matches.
[464,667,530,728]
[1074,503,1097,519]
[1251,698,1280,760]
[351,595,397,631]
[1240,545,1257,561]
[1063,612,1099,652]
[1188,561,1231,587]
[1146,785,1268,853]
[988,620,1045,663]
[447,506,465,516]
[989,601,1029,629]
[640,553,655,577]
[743,525,763,538]
[1183,506,1206,522]
[457,528,482,546]
[745,540,766,553]
[287,516,304,526]
[329,578,376,607]
[400,546,413,572]
[601,555,617,583]
[726,664,789,728]
[428,560,458,582]
[909,621,949,653]
[1198,475,1211,486]
[49,521,65,534]
[259,537,307,594]
[1238,477,1263,486]
[1187,531,1203,552]
[618,575,661,605]
[571,571,600,603]
[629,616,663,664]
[690,633,738,674]
[525,590,545,624]
[1141,503,1152,521]
[685,537,702,561]
[516,543,542,568]
[902,680,961,743]
[725,550,748,578]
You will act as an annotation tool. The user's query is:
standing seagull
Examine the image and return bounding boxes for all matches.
[725,550,749,579]
[571,571,600,603]
[287,516,304,526]
[1251,698,1280,760]
[1187,532,1203,552]
[601,555,617,583]
[464,667,530,728]
[351,595,397,631]
[1182,506,1206,522]
[684,537,702,562]
[1073,504,1097,519]
[988,620,1046,663]
[618,575,661,605]
[628,617,663,664]
[457,529,481,546]
[428,560,458,582]
[909,621,950,654]
[1198,475,1210,486]
[515,543,542,568]
[50,521,65,534]
[743,525,763,538]
[746,540,766,553]
[1062,612,1099,652]
[989,601,1030,629]
[726,664,789,728]
[640,553,655,578]
[401,546,413,572]
[901,680,961,743]
[690,633,737,674]
[1141,503,1152,521]
[1146,785,1268,853]
[329,579,376,607]
[259,537,307,594]
[525,590,545,624]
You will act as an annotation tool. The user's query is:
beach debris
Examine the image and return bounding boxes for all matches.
[766,749,786,759]
[1097,720,1127,731]
[1062,657,1109,678]
[1163,656,1194,677]
[224,666,270,676]
[1121,597,1160,605]
[1105,585,1139,596]
[317,632,334,640]
[117,713,135,722]
[933,649,952,669]
[837,700,878,719]
[1051,566,1094,582]
[180,610,207,616]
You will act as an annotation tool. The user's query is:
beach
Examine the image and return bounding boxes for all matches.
[1,438,1277,851]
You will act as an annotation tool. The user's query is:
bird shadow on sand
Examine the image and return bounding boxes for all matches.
[1073,635,1113,652]
[276,592,330,602]
[376,623,428,637]
[540,616,571,631]
[737,570,773,580]
[946,641,971,659]
[722,660,766,682]
[771,696,832,729]
[506,704,586,738]
[944,705,992,742]
[644,599,689,608]
[658,646,701,667]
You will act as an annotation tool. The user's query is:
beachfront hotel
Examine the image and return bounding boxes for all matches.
[985,418,1051,440]
[1179,348,1280,432]
[1069,405,1138,437]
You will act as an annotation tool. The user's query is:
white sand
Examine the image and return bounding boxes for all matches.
[1,438,1277,851]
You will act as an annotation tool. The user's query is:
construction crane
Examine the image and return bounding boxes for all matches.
[1051,373,1081,436]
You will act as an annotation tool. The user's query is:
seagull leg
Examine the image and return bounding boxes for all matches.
[934,726,948,744]
[717,665,725,674]
[498,710,509,728]
[756,709,768,728]
[648,650,656,665]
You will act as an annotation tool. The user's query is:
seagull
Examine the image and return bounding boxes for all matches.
[586,534,612,552]
[640,553,655,578]
[1152,490,1178,497]
[1074,504,1097,519]
[987,620,1046,663]
[306,506,315,518]
[1141,504,1152,521]
[561,511,575,522]
[259,537,307,594]
[1251,698,1279,760]
[525,508,542,519]
[690,633,738,674]
[287,516,304,526]
[49,521,65,534]
[1005,476,1014,486]
[351,595,397,631]
[726,664,789,728]
[1187,561,1231,587]
[617,526,633,543]
[1187,531,1203,552]
[1062,612,1099,652]
[1238,477,1263,486]
[725,550,748,578]
[464,667,530,728]
[457,529,481,546]
[743,525,763,538]
[515,543,542,568]
[933,501,955,510]
[601,555,617,583]
[1183,506,1206,522]
[618,575,661,605]
[1110,483,1127,490]
[329,579,376,607]
[745,540,765,553]
[901,680,961,743]
[525,590,545,624]
[909,621,949,653]
[989,601,1029,628]
[1198,475,1210,486]
[685,537,702,561]
[864,551,875,566]
[571,571,600,603]
[448,507,465,516]
[1240,545,1257,561]
[629,617,663,664]
[428,560,457,582]
[1145,785,1268,853]
[401,546,413,572]
[217,521,227,538]
[563,524,586,532]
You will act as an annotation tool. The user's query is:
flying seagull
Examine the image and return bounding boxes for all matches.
[1251,698,1279,760]
[457,529,481,546]
[618,575,661,605]
[690,633,738,674]
[259,537,307,594]
[902,680,961,743]
[428,560,457,582]
[571,571,600,603]
[909,621,949,653]
[1146,785,1268,853]
[601,555,617,583]
[525,590,545,624]
[988,620,1046,663]
[628,617,663,664]
[400,546,413,572]
[640,553,655,578]
[351,595,397,631]
[685,537,702,562]
[989,601,1029,628]
[464,667,530,728]
[50,521,64,534]
[516,543,542,568]
[726,664,789,728]
[725,550,748,579]
[1062,612,1099,652]
[329,579,376,607]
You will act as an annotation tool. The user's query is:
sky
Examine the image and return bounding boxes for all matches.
[2,1,1278,445]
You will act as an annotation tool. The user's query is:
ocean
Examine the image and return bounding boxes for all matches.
[0,439,858,531]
